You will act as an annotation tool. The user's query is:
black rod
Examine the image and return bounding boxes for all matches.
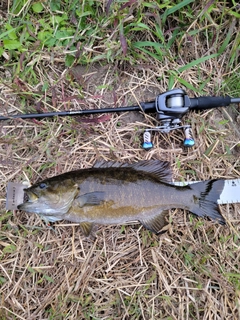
[0,101,156,121]
[0,93,239,122]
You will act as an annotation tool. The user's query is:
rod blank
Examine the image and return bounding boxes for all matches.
[0,94,239,121]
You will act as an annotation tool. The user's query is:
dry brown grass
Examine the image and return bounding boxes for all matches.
[1,2,240,319]
[1,60,240,320]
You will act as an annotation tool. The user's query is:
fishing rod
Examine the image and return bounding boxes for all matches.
[1,88,240,149]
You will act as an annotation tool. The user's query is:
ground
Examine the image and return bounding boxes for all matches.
[0,1,240,319]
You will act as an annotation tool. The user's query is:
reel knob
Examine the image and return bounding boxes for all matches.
[142,131,153,150]
[183,127,195,147]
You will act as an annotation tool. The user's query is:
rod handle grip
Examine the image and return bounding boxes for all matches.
[189,96,231,110]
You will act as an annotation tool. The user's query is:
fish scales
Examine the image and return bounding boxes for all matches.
[17,160,225,236]
[70,175,185,221]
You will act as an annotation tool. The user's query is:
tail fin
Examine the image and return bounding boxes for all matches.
[189,179,225,225]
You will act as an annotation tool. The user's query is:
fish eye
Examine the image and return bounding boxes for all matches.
[39,182,47,189]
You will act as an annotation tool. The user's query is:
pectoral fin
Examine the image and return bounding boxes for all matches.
[76,192,105,207]
[79,222,94,237]
[140,210,169,234]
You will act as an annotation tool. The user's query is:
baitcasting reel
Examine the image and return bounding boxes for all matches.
[141,88,238,150]
[142,89,195,150]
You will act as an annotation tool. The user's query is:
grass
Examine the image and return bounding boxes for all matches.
[0,0,240,319]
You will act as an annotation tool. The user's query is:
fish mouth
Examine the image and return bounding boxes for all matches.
[18,190,39,210]
[23,190,39,203]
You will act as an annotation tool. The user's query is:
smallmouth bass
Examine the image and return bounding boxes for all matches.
[18,160,225,236]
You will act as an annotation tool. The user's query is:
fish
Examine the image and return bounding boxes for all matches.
[17,160,225,236]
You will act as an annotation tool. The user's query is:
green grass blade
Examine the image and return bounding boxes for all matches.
[0,27,18,40]
[132,46,163,61]
[178,54,219,72]
[132,41,165,61]
[133,41,164,50]
[218,20,235,55]
[162,0,195,24]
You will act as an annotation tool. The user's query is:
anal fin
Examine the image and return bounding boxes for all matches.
[79,222,94,237]
[140,210,169,234]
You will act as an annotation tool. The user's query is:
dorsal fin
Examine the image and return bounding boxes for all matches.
[93,160,126,169]
[93,160,172,183]
[129,160,172,183]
